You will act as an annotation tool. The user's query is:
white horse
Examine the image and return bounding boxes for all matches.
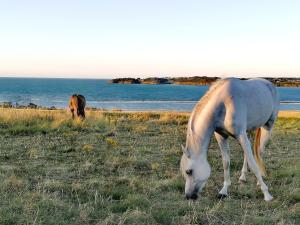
[180,78,279,201]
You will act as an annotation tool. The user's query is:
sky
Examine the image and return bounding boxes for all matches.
[0,0,300,78]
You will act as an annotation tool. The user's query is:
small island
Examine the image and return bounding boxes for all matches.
[110,77,171,84]
[110,76,300,87]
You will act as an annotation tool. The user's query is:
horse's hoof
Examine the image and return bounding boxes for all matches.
[264,194,273,202]
[239,178,247,183]
[217,194,228,199]
[239,175,247,183]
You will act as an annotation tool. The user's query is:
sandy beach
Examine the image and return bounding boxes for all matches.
[278,110,300,118]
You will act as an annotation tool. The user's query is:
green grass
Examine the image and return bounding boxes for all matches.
[0,109,299,224]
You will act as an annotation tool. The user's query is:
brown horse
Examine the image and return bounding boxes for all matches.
[69,94,86,119]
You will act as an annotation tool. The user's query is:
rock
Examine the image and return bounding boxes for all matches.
[1,102,12,108]
[16,104,26,109]
[85,107,97,111]
[28,103,38,109]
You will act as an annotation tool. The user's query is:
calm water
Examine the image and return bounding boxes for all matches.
[0,78,299,111]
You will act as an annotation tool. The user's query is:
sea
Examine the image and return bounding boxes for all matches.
[0,78,300,111]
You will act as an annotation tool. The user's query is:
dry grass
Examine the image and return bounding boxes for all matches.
[278,110,300,118]
[0,108,106,122]
[0,108,299,225]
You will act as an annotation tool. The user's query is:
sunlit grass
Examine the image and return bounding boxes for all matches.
[0,108,299,224]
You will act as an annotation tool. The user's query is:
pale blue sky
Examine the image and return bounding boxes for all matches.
[0,0,300,78]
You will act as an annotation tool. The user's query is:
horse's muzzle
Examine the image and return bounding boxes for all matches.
[185,192,198,200]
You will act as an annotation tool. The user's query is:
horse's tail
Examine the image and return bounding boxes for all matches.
[254,128,266,176]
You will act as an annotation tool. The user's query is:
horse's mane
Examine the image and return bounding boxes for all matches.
[187,79,229,149]
[189,79,228,130]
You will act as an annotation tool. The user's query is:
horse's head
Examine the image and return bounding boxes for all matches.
[180,144,211,200]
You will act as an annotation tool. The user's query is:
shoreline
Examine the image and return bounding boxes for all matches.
[1,107,299,118]
[1,100,300,112]
[278,110,300,118]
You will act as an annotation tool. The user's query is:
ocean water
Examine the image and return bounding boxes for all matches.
[0,78,299,111]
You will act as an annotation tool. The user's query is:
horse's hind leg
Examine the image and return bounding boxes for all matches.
[239,153,248,182]
[260,107,278,153]
[255,125,273,185]
[239,126,273,183]
[215,132,231,198]
[81,109,85,119]
[238,132,273,201]
[259,125,273,154]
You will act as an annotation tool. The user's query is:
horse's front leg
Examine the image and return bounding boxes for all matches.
[70,108,75,119]
[238,133,273,201]
[215,132,231,198]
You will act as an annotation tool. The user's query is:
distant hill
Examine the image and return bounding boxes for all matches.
[110,76,300,87]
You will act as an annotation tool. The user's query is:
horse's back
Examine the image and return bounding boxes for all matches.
[230,78,279,112]
[69,94,86,109]
[77,95,86,108]
[215,78,279,133]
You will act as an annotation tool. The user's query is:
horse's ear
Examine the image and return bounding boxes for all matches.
[181,144,185,152]
[181,144,190,157]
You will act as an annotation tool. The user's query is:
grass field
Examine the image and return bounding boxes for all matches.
[0,109,299,225]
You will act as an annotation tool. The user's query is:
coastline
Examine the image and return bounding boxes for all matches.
[1,78,299,111]
[110,76,300,87]
[1,107,299,118]
[1,101,300,112]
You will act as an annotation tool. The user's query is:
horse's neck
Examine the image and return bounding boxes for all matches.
[188,109,215,157]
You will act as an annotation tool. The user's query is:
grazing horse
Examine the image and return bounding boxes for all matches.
[69,94,86,119]
[180,78,279,201]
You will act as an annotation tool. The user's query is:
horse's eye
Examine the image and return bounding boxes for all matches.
[186,169,193,175]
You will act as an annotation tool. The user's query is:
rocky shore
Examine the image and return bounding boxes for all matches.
[0,102,57,110]
[110,76,300,87]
